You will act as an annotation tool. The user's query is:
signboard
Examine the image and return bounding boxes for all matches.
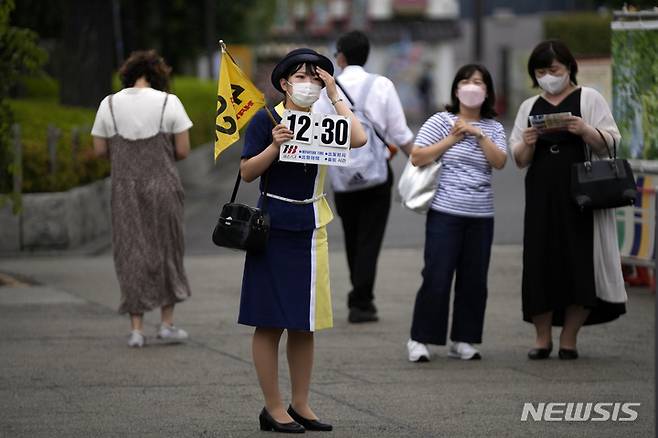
[279,110,352,166]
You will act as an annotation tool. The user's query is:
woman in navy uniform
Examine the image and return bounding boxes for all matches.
[239,48,366,433]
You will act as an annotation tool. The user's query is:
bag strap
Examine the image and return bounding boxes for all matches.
[335,77,388,147]
[229,167,270,208]
[583,128,615,162]
[595,128,615,159]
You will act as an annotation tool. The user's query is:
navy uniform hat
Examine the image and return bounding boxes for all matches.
[271,48,334,93]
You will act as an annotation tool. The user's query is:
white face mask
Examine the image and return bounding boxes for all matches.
[536,73,570,95]
[287,81,322,108]
[457,83,486,108]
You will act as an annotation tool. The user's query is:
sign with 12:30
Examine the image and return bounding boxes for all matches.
[279,110,352,167]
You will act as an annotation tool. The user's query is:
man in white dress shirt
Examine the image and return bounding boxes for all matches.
[315,31,414,323]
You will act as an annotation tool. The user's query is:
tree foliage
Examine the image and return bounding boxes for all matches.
[0,0,46,201]
[10,0,275,75]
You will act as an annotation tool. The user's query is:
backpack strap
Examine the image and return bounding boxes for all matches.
[108,94,119,136]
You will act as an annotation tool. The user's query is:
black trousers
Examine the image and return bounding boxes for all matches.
[334,165,393,311]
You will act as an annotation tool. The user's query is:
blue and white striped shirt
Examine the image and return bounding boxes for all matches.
[415,112,507,217]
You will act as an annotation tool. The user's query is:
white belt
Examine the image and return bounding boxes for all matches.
[262,192,326,205]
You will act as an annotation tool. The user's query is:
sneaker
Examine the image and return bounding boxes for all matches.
[128,330,145,348]
[156,323,188,343]
[448,342,481,360]
[407,339,430,362]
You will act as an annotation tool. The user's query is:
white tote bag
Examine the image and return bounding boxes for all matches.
[397,159,441,213]
[397,114,453,213]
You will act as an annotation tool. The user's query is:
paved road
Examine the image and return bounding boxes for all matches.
[0,247,653,437]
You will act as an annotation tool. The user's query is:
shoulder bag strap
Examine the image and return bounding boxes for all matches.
[228,168,270,205]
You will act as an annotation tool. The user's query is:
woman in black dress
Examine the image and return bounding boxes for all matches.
[510,40,626,360]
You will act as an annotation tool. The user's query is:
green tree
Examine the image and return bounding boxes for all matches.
[9,0,275,97]
[118,0,275,73]
[0,0,46,205]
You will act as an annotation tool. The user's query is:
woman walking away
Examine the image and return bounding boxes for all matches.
[91,50,193,348]
[510,40,626,360]
[406,64,507,362]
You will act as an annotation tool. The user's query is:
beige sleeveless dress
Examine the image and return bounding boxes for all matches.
[107,94,191,314]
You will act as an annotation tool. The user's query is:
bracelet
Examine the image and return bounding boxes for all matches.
[476,129,486,140]
[331,98,343,106]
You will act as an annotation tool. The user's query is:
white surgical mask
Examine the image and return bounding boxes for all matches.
[287,81,322,108]
[457,83,486,108]
[536,73,570,95]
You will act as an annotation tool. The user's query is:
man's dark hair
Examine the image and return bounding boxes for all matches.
[336,30,370,66]
[119,49,172,91]
[445,64,498,119]
[527,40,578,88]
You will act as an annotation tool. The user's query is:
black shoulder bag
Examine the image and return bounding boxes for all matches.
[212,168,270,253]
[571,128,637,210]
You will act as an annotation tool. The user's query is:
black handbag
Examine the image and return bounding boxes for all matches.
[212,169,270,253]
[571,128,637,210]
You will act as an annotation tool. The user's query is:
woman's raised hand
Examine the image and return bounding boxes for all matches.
[316,67,338,102]
[453,119,480,137]
[448,121,466,143]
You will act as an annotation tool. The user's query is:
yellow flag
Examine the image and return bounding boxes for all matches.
[215,45,265,160]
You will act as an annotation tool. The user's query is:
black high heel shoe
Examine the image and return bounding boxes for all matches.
[528,342,553,360]
[558,348,579,360]
[288,405,333,432]
[259,407,305,433]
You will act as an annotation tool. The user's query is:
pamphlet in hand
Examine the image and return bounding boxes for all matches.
[528,112,572,133]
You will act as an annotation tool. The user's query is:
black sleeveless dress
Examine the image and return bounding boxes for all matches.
[522,88,625,326]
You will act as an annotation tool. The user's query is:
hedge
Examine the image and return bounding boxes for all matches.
[544,12,612,57]
[6,74,217,194]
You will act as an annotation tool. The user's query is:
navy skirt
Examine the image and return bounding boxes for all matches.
[238,226,332,331]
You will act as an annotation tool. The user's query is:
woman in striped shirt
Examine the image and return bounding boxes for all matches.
[406,64,507,362]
